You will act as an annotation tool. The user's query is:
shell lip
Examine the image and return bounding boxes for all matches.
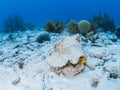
[48,55,87,68]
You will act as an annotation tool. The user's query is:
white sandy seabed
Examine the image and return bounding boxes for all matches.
[0,29,120,90]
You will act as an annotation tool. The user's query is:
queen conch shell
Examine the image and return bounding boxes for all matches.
[47,34,87,76]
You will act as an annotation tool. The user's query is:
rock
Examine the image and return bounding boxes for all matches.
[36,33,50,43]
[0,50,3,55]
[18,61,24,69]
[87,47,106,59]
[0,56,5,62]
[46,34,87,76]
[104,61,120,78]
[12,77,21,85]
[87,57,104,68]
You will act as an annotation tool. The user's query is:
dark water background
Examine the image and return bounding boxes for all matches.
[0,0,119,28]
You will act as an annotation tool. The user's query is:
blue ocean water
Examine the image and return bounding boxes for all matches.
[0,0,120,27]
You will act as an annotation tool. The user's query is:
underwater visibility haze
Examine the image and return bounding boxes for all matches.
[0,0,120,26]
[0,0,120,90]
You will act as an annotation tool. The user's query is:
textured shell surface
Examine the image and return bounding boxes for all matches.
[47,34,85,67]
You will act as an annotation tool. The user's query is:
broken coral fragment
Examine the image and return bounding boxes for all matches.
[47,34,87,76]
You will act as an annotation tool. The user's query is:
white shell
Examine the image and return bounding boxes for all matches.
[47,34,85,67]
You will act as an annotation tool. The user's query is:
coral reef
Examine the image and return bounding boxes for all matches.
[47,34,87,76]
[88,22,99,41]
[36,33,50,43]
[86,30,98,42]
[3,14,26,32]
[91,12,116,32]
[109,73,118,79]
[115,26,120,38]
[78,20,91,34]
[25,22,36,30]
[44,20,64,33]
[0,28,120,90]
[89,22,98,32]
[104,61,120,79]
[67,19,79,34]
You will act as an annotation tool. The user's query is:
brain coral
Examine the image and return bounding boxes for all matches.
[78,20,91,34]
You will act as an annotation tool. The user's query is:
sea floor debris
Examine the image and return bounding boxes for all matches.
[0,29,120,90]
